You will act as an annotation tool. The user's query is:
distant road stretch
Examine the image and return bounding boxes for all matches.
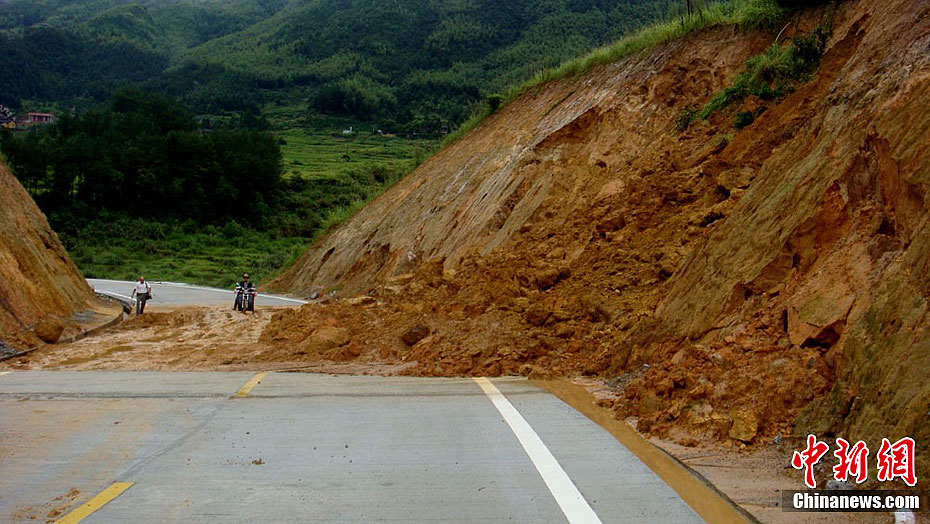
[88,278,307,308]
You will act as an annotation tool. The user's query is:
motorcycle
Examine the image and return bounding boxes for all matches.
[234,285,256,312]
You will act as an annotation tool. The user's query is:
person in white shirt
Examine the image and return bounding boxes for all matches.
[130,276,152,315]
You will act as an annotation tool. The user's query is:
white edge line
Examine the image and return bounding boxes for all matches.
[96,290,134,302]
[473,377,603,524]
[0,371,11,377]
[88,279,307,304]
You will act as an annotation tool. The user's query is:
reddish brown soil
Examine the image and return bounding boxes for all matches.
[0,161,106,349]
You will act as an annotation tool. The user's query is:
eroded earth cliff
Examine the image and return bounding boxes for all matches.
[0,160,101,348]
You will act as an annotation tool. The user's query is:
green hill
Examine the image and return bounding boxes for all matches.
[0,0,678,130]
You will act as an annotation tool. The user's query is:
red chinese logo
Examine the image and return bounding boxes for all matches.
[877,437,917,486]
[791,435,918,488]
[833,438,869,484]
[792,434,830,488]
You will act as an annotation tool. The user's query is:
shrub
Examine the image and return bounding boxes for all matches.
[733,110,755,129]
[675,106,699,131]
[775,0,831,7]
[486,94,504,113]
[734,0,786,30]
[697,19,831,121]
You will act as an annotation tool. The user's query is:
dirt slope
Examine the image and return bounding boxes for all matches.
[268,25,767,298]
[0,159,99,348]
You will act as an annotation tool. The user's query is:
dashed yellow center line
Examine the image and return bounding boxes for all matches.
[55,482,133,524]
[233,371,268,398]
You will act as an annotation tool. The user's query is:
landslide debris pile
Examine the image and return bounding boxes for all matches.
[0,160,98,347]
[266,0,930,469]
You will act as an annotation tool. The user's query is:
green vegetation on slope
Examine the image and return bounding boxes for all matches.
[444,0,792,147]
[0,0,684,132]
[676,6,831,130]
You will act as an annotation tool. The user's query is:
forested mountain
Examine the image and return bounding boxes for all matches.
[0,0,677,130]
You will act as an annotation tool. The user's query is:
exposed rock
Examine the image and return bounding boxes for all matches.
[596,180,626,200]
[787,292,855,348]
[35,317,65,344]
[525,304,551,327]
[534,267,564,290]
[655,377,675,397]
[595,214,626,236]
[389,273,415,285]
[728,410,758,443]
[346,295,377,306]
[716,167,755,191]
[302,326,351,354]
[328,340,363,361]
[555,324,575,338]
[579,294,613,323]
[401,324,430,346]
[527,366,553,380]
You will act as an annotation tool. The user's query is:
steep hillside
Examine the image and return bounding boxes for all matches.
[267,0,930,474]
[0,159,99,348]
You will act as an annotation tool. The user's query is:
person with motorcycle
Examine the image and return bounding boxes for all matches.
[234,273,256,313]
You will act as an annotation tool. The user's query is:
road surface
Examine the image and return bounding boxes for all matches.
[0,372,704,523]
[88,278,307,308]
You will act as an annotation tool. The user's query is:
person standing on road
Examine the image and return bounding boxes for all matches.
[130,276,152,315]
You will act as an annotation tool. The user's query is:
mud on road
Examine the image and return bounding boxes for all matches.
[5,307,285,372]
[1,304,408,375]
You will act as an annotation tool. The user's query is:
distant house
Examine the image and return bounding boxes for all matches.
[7,111,57,130]
[27,112,56,124]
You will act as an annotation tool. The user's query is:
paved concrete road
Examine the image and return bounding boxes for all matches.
[88,278,307,308]
[0,372,702,523]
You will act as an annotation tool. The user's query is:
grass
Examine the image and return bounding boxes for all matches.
[442,0,787,147]
[675,106,700,132]
[63,218,308,289]
[277,128,434,180]
[269,107,437,242]
[733,110,755,129]
[688,19,830,126]
[263,105,437,180]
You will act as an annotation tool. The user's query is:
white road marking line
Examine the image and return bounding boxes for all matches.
[0,371,11,377]
[88,279,307,304]
[473,377,603,524]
